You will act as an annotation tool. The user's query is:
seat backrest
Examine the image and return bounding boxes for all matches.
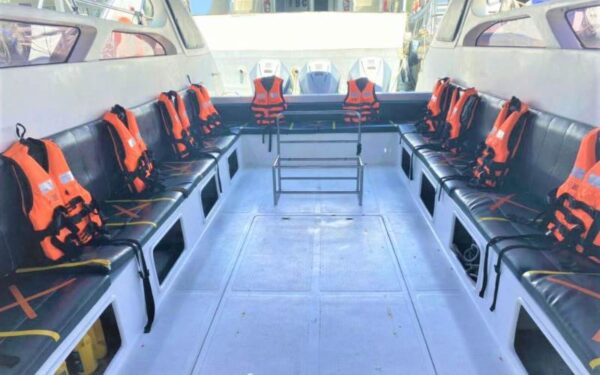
[460,92,502,154]
[183,89,204,132]
[453,90,594,203]
[506,109,594,201]
[52,121,122,202]
[0,159,44,275]
[51,99,178,203]
[133,101,174,162]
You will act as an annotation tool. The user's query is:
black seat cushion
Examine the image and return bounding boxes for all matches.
[453,187,545,240]
[157,158,216,194]
[417,149,473,189]
[522,272,600,373]
[454,187,600,280]
[13,244,134,275]
[401,132,430,150]
[75,244,134,272]
[200,135,239,154]
[0,273,109,374]
[101,191,183,246]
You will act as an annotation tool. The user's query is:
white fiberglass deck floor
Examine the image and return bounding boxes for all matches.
[120,167,512,375]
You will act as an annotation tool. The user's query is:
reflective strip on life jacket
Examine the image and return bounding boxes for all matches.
[471,97,529,188]
[342,78,380,124]
[251,76,287,126]
[158,91,197,160]
[2,139,104,261]
[103,105,156,194]
[547,128,600,253]
[437,87,480,152]
[189,84,222,135]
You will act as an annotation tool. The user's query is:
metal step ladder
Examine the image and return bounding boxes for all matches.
[272,110,365,206]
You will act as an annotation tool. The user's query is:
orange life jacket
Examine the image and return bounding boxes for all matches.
[436,87,480,152]
[188,84,222,135]
[416,77,454,133]
[251,76,287,126]
[342,78,380,124]
[103,105,158,194]
[547,128,600,256]
[471,97,529,188]
[158,91,198,160]
[3,138,104,261]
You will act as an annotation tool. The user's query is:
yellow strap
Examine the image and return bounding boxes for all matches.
[16,259,111,274]
[590,357,600,369]
[104,197,176,203]
[0,330,60,342]
[289,122,294,130]
[477,216,510,222]
[106,221,157,228]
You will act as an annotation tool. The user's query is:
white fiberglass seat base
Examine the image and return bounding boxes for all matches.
[119,167,511,375]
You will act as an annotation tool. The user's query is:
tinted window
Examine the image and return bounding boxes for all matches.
[101,32,166,59]
[166,0,205,49]
[436,0,468,42]
[476,17,545,47]
[3,0,156,26]
[482,0,542,16]
[0,20,79,68]
[567,6,600,49]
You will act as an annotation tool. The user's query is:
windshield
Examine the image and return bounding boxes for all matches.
[191,0,406,14]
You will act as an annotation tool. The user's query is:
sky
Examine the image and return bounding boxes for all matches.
[190,0,213,15]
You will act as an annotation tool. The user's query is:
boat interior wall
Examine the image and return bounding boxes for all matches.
[212,92,430,123]
[0,3,221,151]
[418,0,600,125]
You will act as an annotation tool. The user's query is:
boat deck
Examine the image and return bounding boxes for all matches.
[121,167,511,375]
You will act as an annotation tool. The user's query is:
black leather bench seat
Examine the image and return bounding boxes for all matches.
[401,132,431,150]
[417,149,473,186]
[14,244,135,275]
[200,134,239,154]
[522,272,600,373]
[158,158,216,195]
[101,191,183,246]
[453,188,545,239]
[452,177,600,287]
[0,273,110,374]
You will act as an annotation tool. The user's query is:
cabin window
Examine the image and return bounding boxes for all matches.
[101,32,166,59]
[567,6,600,49]
[476,18,545,48]
[435,0,468,42]
[479,0,542,15]
[73,0,156,25]
[165,0,206,49]
[4,0,157,26]
[0,20,79,68]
